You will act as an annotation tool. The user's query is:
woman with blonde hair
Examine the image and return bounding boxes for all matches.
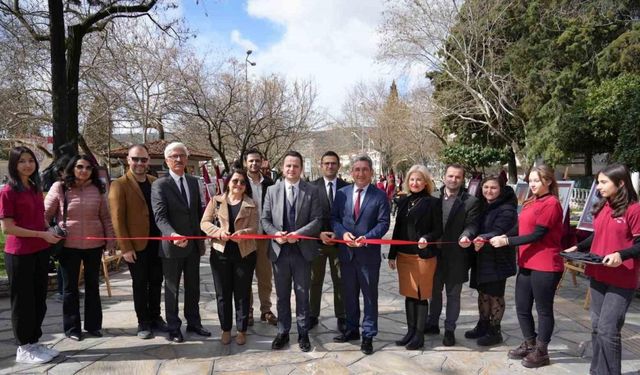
[388,164,442,350]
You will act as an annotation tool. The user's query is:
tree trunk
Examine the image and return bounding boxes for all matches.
[584,151,593,176]
[508,146,518,183]
[66,24,84,153]
[48,0,70,158]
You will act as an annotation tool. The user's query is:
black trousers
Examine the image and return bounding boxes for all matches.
[5,249,50,346]
[59,247,103,335]
[515,268,562,343]
[162,250,202,331]
[210,248,256,332]
[127,241,163,326]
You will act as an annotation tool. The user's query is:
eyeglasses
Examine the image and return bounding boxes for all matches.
[130,157,149,163]
[167,153,187,160]
[230,179,246,185]
[75,165,93,171]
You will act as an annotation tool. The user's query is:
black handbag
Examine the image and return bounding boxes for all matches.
[50,184,68,257]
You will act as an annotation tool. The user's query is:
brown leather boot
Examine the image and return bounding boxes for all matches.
[521,340,550,368]
[507,338,536,359]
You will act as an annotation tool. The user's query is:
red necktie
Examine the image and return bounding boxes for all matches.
[354,188,363,220]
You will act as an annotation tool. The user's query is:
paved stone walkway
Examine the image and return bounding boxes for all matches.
[1,240,639,374]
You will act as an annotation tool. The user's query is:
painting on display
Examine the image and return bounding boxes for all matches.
[577,180,600,231]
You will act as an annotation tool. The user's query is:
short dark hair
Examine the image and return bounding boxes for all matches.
[7,146,41,192]
[445,163,466,178]
[283,151,304,165]
[223,168,253,199]
[320,151,339,163]
[244,148,263,161]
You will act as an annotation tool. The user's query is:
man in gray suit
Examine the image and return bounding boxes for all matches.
[151,142,210,343]
[261,151,322,352]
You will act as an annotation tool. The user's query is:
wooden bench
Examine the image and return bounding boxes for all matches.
[558,260,591,309]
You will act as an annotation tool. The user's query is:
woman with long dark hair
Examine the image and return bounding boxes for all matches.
[0,146,63,363]
[201,168,258,345]
[388,164,442,350]
[564,164,640,375]
[467,176,517,346]
[491,165,564,368]
[45,155,115,341]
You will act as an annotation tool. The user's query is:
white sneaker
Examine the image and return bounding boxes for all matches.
[33,343,60,358]
[15,344,53,364]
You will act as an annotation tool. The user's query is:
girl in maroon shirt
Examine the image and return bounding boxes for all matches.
[564,164,640,375]
[0,147,62,364]
[491,165,564,369]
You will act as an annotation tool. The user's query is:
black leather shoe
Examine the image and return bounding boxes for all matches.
[337,317,347,333]
[361,337,374,355]
[443,330,456,346]
[308,317,319,329]
[151,317,168,332]
[86,330,102,337]
[186,325,211,337]
[66,332,83,341]
[333,330,360,343]
[168,330,184,343]
[298,334,311,352]
[271,333,290,350]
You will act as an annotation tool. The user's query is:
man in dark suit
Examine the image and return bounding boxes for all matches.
[109,144,165,339]
[309,151,349,332]
[331,155,390,355]
[244,149,277,326]
[261,151,322,352]
[424,163,480,347]
[151,142,210,343]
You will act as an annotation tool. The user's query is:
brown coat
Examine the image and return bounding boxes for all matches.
[108,170,157,253]
[200,194,258,258]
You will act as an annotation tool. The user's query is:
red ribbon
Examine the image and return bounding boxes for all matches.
[66,233,487,246]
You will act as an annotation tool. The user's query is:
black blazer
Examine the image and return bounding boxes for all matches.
[151,174,205,258]
[389,193,442,259]
[433,188,481,284]
[312,177,349,232]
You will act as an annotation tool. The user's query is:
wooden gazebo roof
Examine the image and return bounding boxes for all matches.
[109,140,212,161]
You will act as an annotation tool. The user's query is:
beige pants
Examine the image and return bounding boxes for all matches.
[250,239,273,313]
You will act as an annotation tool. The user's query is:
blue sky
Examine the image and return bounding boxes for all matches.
[182,0,282,54]
[177,0,426,116]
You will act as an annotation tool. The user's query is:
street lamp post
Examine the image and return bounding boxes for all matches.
[245,49,256,83]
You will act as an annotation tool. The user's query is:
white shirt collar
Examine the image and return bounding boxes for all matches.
[169,169,185,181]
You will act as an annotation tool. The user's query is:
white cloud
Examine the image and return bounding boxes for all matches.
[230,29,258,52]
[243,0,425,116]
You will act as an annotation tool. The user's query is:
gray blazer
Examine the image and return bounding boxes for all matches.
[151,174,205,258]
[261,180,323,262]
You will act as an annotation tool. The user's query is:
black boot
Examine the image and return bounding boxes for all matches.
[406,301,427,350]
[477,323,503,346]
[396,298,416,346]
[464,319,489,339]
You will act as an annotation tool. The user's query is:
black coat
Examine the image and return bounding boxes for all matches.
[312,177,349,232]
[434,188,481,284]
[470,186,518,287]
[389,193,442,259]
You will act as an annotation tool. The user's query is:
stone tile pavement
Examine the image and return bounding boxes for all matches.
[1,239,639,374]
